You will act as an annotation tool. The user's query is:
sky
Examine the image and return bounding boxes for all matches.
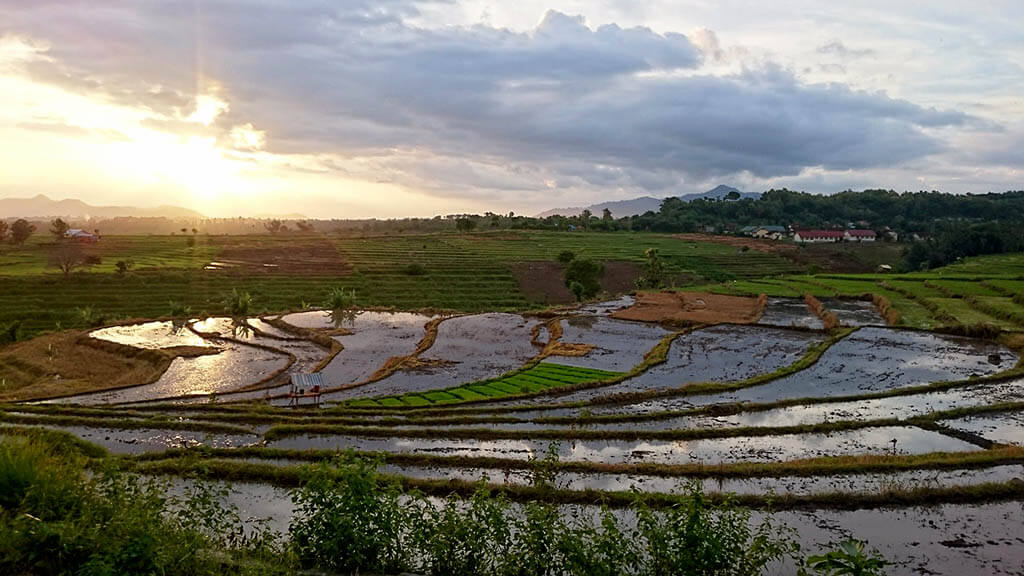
[0,1,1021,218]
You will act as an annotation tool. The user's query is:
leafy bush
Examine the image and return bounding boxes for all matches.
[636,247,667,289]
[564,258,603,300]
[225,289,253,316]
[806,540,888,576]
[0,320,21,345]
[0,437,286,575]
[76,306,105,327]
[326,287,357,311]
[557,250,576,264]
[115,259,134,275]
[404,262,427,276]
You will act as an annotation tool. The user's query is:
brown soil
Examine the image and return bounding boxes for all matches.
[673,234,796,254]
[0,332,217,402]
[214,238,351,275]
[612,291,766,325]
[512,260,640,305]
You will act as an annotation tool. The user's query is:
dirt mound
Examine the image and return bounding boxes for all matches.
[214,239,351,274]
[673,233,796,254]
[612,291,766,324]
[512,260,640,305]
[0,331,216,402]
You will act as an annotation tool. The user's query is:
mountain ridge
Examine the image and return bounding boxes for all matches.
[535,185,761,218]
[0,194,205,220]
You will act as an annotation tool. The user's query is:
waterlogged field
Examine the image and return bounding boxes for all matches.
[3,246,1024,574]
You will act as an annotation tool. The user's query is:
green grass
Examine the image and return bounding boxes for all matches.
[349,362,622,408]
[928,279,1004,297]
[931,298,1017,328]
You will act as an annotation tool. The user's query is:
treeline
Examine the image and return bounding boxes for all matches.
[903,221,1024,270]
[631,189,1024,235]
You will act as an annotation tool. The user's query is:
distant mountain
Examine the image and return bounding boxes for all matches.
[535,185,761,218]
[0,194,205,220]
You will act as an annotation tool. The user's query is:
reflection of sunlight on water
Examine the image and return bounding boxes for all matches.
[91,321,211,349]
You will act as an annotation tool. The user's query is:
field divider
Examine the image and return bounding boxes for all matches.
[119,454,1024,511]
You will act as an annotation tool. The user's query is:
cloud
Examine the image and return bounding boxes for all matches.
[817,40,877,59]
[0,1,984,203]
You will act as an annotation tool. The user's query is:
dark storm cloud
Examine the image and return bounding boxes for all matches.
[0,0,975,196]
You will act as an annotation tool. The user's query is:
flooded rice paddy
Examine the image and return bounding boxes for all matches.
[14,298,1024,575]
[267,426,976,465]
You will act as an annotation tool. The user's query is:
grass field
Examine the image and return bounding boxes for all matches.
[0,231,805,341]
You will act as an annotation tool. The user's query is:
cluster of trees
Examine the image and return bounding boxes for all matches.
[0,219,37,245]
[632,189,1024,235]
[903,221,1024,270]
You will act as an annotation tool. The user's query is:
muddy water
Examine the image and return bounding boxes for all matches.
[380,462,1024,497]
[822,298,885,326]
[55,341,290,404]
[313,311,435,390]
[574,295,635,316]
[554,316,671,372]
[1,424,258,455]
[514,326,822,406]
[90,321,212,349]
[604,328,1016,414]
[944,411,1024,446]
[154,477,1024,576]
[332,313,541,400]
[267,426,975,465]
[773,502,1024,576]
[246,318,296,339]
[758,298,822,329]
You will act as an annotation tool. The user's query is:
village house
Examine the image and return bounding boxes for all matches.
[65,229,99,243]
[844,229,877,242]
[792,229,845,243]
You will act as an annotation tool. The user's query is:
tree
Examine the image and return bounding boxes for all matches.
[49,242,93,276]
[563,258,603,300]
[455,218,477,233]
[636,248,667,289]
[602,208,613,221]
[264,219,284,235]
[557,250,576,264]
[725,190,741,201]
[115,260,134,275]
[11,219,35,245]
[50,218,70,241]
[296,220,315,233]
[0,220,8,243]
[579,209,593,229]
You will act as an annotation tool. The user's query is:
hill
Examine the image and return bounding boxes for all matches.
[535,185,760,217]
[0,194,204,220]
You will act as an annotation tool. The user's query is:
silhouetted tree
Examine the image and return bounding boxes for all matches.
[11,219,35,245]
[50,218,70,241]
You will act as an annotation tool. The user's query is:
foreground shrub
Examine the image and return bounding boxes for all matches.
[288,452,804,576]
[0,437,286,575]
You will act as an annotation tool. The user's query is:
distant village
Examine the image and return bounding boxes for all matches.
[737,224,901,244]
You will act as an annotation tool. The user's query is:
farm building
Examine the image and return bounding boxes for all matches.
[793,230,844,243]
[844,230,877,242]
[64,229,99,243]
[740,225,787,240]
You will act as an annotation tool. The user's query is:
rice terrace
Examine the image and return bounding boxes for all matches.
[1,223,1023,575]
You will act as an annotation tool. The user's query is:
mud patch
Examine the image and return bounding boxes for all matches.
[512,261,640,305]
[612,291,765,324]
[214,238,351,275]
[758,297,822,329]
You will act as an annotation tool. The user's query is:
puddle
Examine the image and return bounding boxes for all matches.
[554,316,671,372]
[163,477,294,537]
[758,298,822,329]
[944,411,1024,446]
[90,321,212,349]
[574,296,636,316]
[331,313,540,400]
[822,299,885,327]
[54,341,290,404]
[267,426,976,466]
